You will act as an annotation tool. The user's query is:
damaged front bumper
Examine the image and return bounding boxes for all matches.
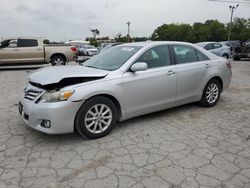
[19,84,83,134]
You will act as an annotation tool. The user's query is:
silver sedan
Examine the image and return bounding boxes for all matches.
[196,42,231,59]
[19,41,232,139]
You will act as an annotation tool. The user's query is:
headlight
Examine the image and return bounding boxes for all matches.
[38,90,74,103]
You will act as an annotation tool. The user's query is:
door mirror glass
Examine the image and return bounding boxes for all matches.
[130,62,148,72]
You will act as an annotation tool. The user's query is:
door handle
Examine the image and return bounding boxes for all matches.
[166,70,175,75]
[205,64,211,68]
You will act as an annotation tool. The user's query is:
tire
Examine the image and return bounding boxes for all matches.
[233,55,240,61]
[199,79,221,107]
[75,96,118,139]
[51,55,66,66]
[222,54,229,59]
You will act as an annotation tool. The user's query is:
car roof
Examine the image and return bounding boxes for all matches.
[120,41,198,48]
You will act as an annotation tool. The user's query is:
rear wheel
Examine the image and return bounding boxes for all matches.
[51,55,66,66]
[200,79,221,107]
[233,55,240,61]
[222,54,229,59]
[75,96,118,139]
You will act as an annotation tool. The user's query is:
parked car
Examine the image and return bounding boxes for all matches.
[220,40,242,52]
[78,45,99,56]
[100,42,122,52]
[0,37,77,66]
[196,42,231,59]
[232,40,250,60]
[19,41,232,139]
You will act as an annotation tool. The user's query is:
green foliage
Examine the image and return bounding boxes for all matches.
[230,18,250,41]
[89,38,99,47]
[151,18,250,42]
[115,36,131,43]
[152,24,192,42]
[133,37,150,42]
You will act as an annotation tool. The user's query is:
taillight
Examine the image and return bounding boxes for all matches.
[226,61,231,69]
[71,47,77,53]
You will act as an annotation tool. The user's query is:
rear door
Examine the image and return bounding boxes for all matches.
[16,39,44,63]
[172,44,210,103]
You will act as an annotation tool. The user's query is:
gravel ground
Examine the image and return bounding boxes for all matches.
[0,61,250,188]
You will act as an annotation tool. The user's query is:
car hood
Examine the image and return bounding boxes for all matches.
[29,66,109,86]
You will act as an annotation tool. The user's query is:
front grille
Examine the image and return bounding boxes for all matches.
[24,89,42,101]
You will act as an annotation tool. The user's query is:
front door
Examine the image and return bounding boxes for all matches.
[122,45,176,116]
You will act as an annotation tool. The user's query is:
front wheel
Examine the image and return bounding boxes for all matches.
[51,55,66,66]
[75,96,118,139]
[199,79,221,107]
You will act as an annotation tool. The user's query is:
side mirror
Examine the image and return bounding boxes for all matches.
[130,62,148,72]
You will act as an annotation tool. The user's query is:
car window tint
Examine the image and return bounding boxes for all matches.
[173,45,198,64]
[213,43,222,49]
[17,39,38,47]
[204,43,213,50]
[196,49,210,61]
[136,45,171,68]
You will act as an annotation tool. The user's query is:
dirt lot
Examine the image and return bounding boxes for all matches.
[0,61,250,188]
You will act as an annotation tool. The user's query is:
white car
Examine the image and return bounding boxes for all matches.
[78,45,99,56]
[196,42,231,59]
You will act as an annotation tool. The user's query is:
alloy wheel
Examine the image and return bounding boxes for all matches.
[206,83,219,104]
[84,104,112,134]
[54,58,64,66]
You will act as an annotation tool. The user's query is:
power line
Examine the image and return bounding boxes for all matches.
[208,0,250,3]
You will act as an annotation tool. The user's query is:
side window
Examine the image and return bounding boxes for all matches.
[204,43,213,50]
[173,45,198,64]
[213,43,222,49]
[196,49,210,61]
[17,39,38,47]
[135,45,171,68]
[1,40,17,48]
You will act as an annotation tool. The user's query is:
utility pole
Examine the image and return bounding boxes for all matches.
[126,21,131,42]
[228,4,239,41]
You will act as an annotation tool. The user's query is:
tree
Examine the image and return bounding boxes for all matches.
[90,29,100,39]
[204,20,227,41]
[191,22,210,43]
[151,23,192,41]
[151,18,250,43]
[229,18,250,41]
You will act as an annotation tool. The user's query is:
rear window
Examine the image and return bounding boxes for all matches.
[17,39,38,47]
[173,45,198,64]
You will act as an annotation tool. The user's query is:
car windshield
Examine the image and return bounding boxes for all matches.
[83,45,142,71]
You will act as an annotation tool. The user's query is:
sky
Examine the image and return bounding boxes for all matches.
[0,0,249,41]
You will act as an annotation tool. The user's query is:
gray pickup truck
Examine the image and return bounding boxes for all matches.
[0,37,77,65]
[233,41,250,60]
